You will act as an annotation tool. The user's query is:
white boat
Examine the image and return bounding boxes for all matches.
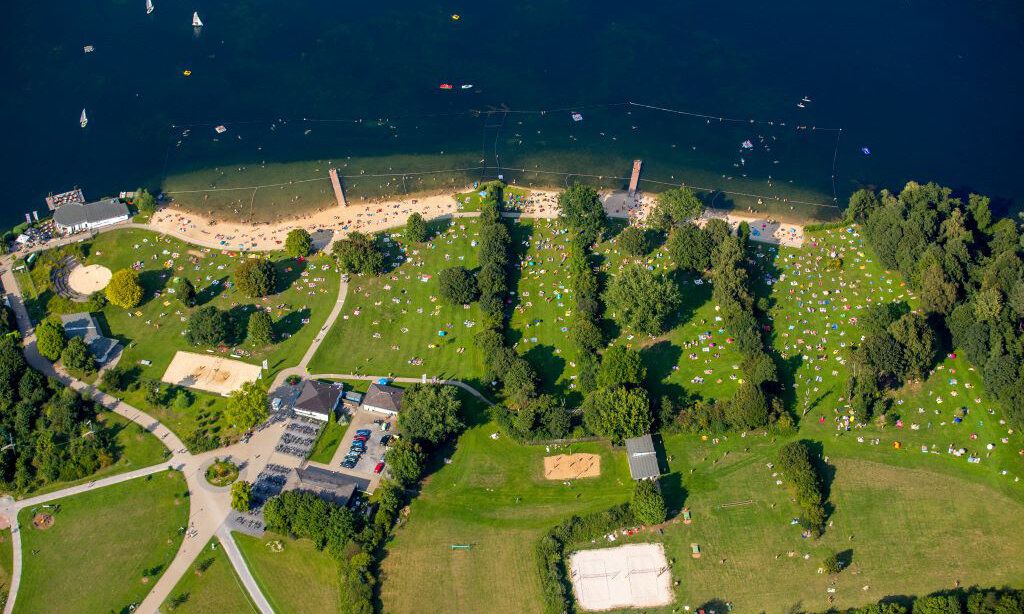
[460,84,473,89]
[146,0,154,14]
[192,11,203,27]
[80,109,88,128]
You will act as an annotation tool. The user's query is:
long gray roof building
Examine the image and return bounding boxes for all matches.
[52,198,129,233]
[624,433,660,480]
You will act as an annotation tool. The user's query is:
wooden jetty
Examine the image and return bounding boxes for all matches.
[628,160,642,196]
[329,168,347,207]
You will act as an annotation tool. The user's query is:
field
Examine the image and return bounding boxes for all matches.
[380,394,634,613]
[16,471,189,614]
[0,529,11,608]
[42,227,340,448]
[233,532,342,613]
[307,413,348,464]
[23,410,170,497]
[162,538,257,614]
[308,218,487,381]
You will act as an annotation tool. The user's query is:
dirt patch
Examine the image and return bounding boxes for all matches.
[32,513,54,530]
[544,453,601,480]
[67,264,112,294]
[161,351,262,395]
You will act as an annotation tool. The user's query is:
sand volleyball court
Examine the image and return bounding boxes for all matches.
[67,264,112,295]
[569,543,674,611]
[544,453,601,480]
[161,351,262,395]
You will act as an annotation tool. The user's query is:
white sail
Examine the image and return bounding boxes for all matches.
[146,0,154,14]
[192,11,203,27]
[80,109,88,128]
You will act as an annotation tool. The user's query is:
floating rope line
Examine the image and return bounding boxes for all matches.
[626,101,844,132]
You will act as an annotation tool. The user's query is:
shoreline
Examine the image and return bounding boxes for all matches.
[150,186,807,251]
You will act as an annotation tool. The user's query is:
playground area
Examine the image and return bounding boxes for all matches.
[66,264,112,295]
[569,543,673,611]
[161,351,262,395]
[543,453,601,480]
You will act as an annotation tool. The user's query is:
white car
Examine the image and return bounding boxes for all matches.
[271,397,283,411]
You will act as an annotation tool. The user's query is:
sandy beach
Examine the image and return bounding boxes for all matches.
[149,187,804,252]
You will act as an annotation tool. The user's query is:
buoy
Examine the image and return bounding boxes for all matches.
[183,69,192,76]
[451,14,460,20]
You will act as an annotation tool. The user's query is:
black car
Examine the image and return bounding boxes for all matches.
[379,434,391,446]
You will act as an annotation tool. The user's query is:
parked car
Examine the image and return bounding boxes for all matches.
[342,459,357,469]
[353,434,369,442]
[355,429,372,436]
[379,434,391,446]
[380,421,390,432]
[374,462,385,474]
[271,398,283,411]
[350,440,366,449]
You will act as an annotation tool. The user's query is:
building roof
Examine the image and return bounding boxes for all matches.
[60,312,119,363]
[294,466,361,505]
[343,391,363,403]
[52,198,129,228]
[294,380,343,415]
[624,434,660,480]
[362,383,403,412]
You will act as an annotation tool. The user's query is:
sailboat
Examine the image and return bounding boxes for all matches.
[146,0,154,14]
[192,11,203,27]
[80,109,88,128]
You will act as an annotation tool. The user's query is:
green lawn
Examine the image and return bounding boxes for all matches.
[16,470,189,614]
[0,528,12,609]
[162,537,257,614]
[307,413,348,464]
[308,218,487,382]
[24,410,171,497]
[233,532,341,614]
[36,227,341,449]
[380,393,634,614]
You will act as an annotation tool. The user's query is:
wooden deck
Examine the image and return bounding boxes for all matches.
[329,168,347,207]
[628,160,642,195]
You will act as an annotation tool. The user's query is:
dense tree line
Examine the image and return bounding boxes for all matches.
[830,586,1024,614]
[262,490,358,559]
[853,182,1024,430]
[0,332,122,493]
[776,440,827,536]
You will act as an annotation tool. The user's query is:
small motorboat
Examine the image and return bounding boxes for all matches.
[460,84,473,89]
[80,109,88,128]
[183,69,192,76]
[796,102,806,108]
[741,139,753,149]
[861,147,872,156]
[214,125,227,134]
[439,83,453,90]
[83,44,95,53]
[451,14,460,20]
[146,0,154,14]
[192,11,203,27]
[571,112,583,122]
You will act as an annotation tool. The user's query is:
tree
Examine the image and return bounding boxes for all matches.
[846,188,881,224]
[35,319,66,361]
[558,184,607,243]
[397,384,463,446]
[333,232,385,275]
[134,188,157,214]
[912,595,962,614]
[604,264,681,336]
[597,344,646,389]
[889,313,937,380]
[285,228,313,258]
[648,187,703,231]
[631,479,667,525]
[405,212,428,243]
[822,551,842,574]
[231,480,252,511]
[186,306,228,346]
[61,337,95,374]
[106,269,144,309]
[919,264,958,315]
[178,277,196,307]
[582,386,651,444]
[235,258,277,298]
[226,381,268,431]
[247,310,275,346]
[666,223,714,272]
[384,439,425,486]
[725,381,772,430]
[617,226,648,256]
[437,266,478,305]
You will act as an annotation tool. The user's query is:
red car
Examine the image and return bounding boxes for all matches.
[374,461,385,474]
[354,434,369,442]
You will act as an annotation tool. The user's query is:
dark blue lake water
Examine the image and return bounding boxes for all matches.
[3,0,1022,224]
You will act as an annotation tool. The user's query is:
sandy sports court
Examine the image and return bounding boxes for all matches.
[67,264,112,294]
[162,351,262,395]
[544,453,601,480]
[569,543,674,611]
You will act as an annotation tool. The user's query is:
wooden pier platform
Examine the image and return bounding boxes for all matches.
[628,160,642,196]
[329,168,347,207]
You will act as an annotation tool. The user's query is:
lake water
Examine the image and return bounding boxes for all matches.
[3,0,1022,225]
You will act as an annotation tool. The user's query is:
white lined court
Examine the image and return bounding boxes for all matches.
[569,543,674,611]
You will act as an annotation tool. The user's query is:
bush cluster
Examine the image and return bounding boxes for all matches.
[776,441,827,536]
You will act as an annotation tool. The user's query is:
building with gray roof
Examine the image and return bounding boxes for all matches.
[52,198,129,234]
[624,433,660,480]
[60,312,120,364]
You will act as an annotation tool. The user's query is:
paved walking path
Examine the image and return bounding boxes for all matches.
[309,374,494,406]
[217,525,275,614]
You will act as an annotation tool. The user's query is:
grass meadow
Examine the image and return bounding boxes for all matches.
[16,471,189,614]
[233,532,342,613]
[162,537,257,614]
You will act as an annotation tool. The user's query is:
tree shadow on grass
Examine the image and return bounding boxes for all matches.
[225,304,254,346]
[521,344,567,397]
[275,307,311,340]
[659,472,688,517]
[196,276,229,306]
[274,258,306,294]
[139,269,170,299]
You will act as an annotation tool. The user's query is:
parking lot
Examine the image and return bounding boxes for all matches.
[274,416,323,459]
[227,462,292,536]
[327,408,393,488]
